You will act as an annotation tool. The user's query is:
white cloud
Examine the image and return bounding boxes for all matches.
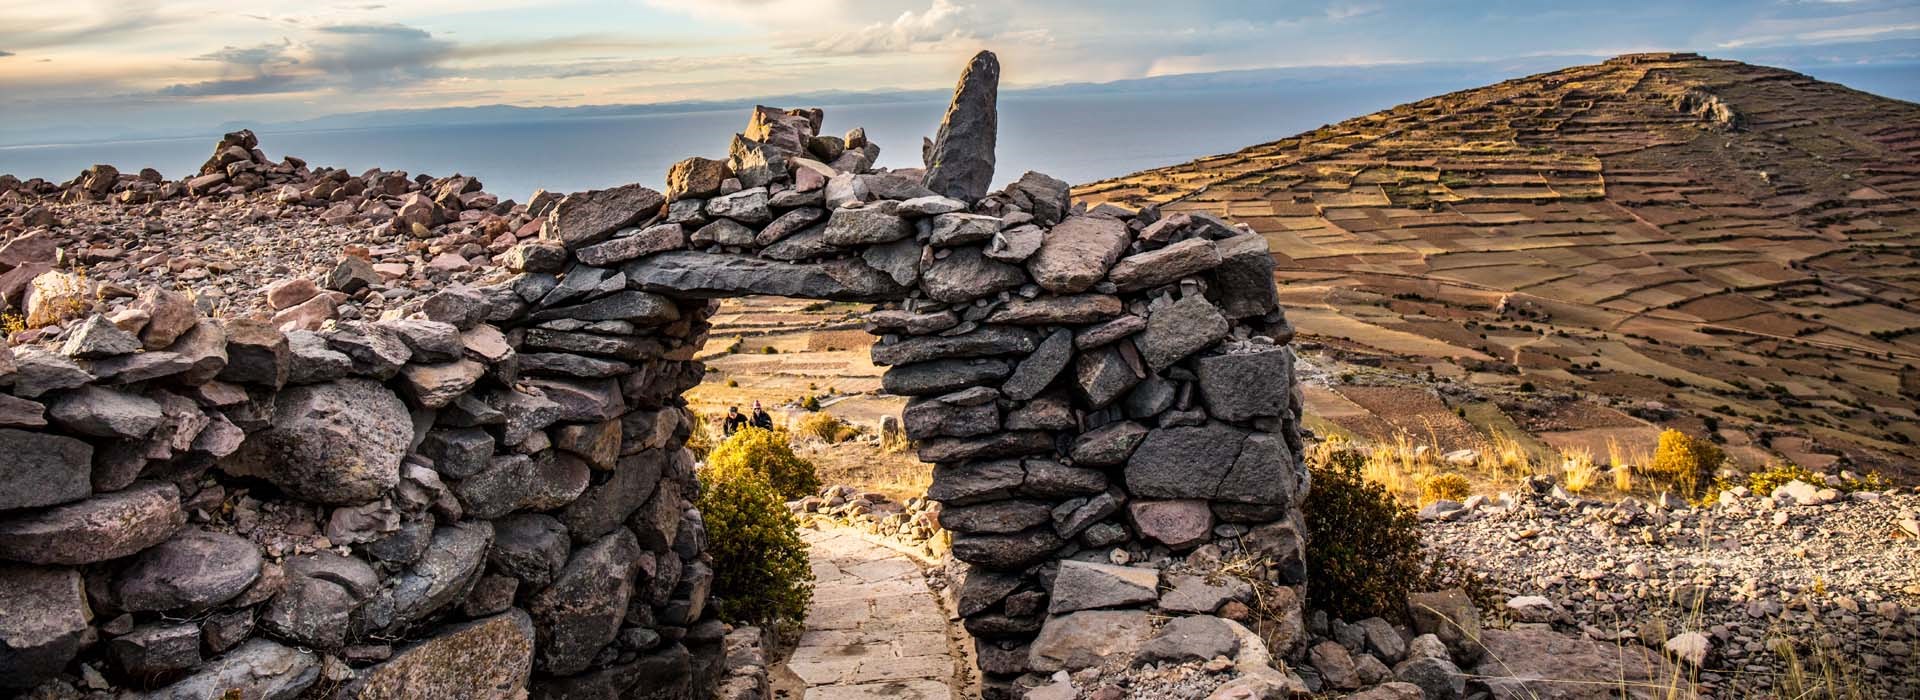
[804,0,984,54]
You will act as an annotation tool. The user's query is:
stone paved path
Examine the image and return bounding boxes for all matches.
[782,525,961,700]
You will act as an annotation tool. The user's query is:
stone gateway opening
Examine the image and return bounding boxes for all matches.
[0,51,1305,699]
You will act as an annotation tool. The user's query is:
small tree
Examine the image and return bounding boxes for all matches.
[1303,442,1430,622]
[1649,428,1724,499]
[698,466,813,627]
[706,427,821,500]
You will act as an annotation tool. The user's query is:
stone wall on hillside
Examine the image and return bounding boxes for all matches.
[0,51,1307,699]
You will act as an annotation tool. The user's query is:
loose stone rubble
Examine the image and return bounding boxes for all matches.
[1424,475,1920,699]
[0,51,1306,699]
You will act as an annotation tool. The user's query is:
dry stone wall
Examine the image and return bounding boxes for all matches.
[0,51,1306,699]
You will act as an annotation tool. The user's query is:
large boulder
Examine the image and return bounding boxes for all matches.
[387,521,494,626]
[139,638,320,700]
[922,50,999,202]
[921,246,1025,304]
[1470,626,1674,700]
[1026,215,1129,293]
[1139,294,1229,371]
[260,552,380,649]
[1196,348,1293,422]
[114,529,262,612]
[221,379,411,505]
[339,608,536,699]
[46,386,163,439]
[0,429,92,510]
[0,564,90,690]
[1028,609,1153,672]
[0,481,184,565]
[1125,422,1247,500]
[529,528,640,675]
[544,184,665,248]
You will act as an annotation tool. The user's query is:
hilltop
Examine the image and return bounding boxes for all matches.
[1080,52,1920,481]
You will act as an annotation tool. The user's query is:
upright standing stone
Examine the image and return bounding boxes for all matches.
[922,51,999,202]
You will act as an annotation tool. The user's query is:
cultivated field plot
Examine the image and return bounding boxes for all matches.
[1082,53,1920,479]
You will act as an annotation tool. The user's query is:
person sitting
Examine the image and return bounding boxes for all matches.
[722,406,748,436]
[750,400,774,430]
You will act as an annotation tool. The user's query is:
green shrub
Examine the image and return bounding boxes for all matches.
[1713,462,1891,498]
[1421,472,1472,504]
[1302,444,1429,622]
[697,466,813,626]
[794,412,848,443]
[1650,428,1724,501]
[801,395,822,411]
[706,427,820,500]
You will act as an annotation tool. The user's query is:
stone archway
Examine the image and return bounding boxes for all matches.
[0,51,1303,700]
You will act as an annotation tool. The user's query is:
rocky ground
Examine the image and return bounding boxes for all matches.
[1424,478,1920,698]
[0,129,530,344]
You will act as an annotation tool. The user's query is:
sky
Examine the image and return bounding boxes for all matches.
[2,0,1918,144]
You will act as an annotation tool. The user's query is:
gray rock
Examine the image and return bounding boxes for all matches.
[759,222,836,261]
[1049,560,1158,614]
[11,345,96,398]
[1074,314,1147,351]
[455,452,591,519]
[1070,421,1147,467]
[1408,589,1484,664]
[0,481,183,565]
[1218,434,1297,506]
[524,377,626,423]
[261,552,379,649]
[903,388,1001,440]
[754,207,827,247]
[1140,294,1229,371]
[62,314,141,359]
[871,326,1035,366]
[881,358,1011,396]
[339,609,535,698]
[1137,615,1240,666]
[951,527,1065,569]
[1358,617,1407,663]
[917,431,1053,463]
[111,622,202,676]
[1108,238,1222,292]
[1209,233,1279,319]
[1029,609,1152,672]
[1052,489,1123,539]
[387,521,493,626]
[703,187,771,224]
[576,223,687,266]
[220,379,410,505]
[691,218,758,247]
[986,223,1045,262]
[0,564,89,690]
[115,529,261,612]
[822,207,913,246]
[938,499,1051,534]
[988,294,1123,325]
[922,246,1025,303]
[899,195,968,216]
[1310,640,1361,690]
[1021,459,1109,498]
[531,528,641,675]
[930,213,1002,246]
[1393,654,1464,700]
[323,321,411,379]
[0,428,92,510]
[625,250,908,302]
[1197,348,1293,421]
[1073,343,1141,409]
[285,329,354,383]
[957,569,1024,617]
[218,319,290,387]
[928,459,1025,505]
[139,638,319,700]
[526,290,681,326]
[1159,575,1254,615]
[1126,499,1212,550]
[862,237,924,288]
[665,156,730,201]
[1003,328,1073,401]
[558,449,664,542]
[419,428,494,479]
[552,419,622,470]
[922,50,999,201]
[1125,423,1248,500]
[382,319,463,362]
[1027,214,1129,293]
[1005,171,1071,225]
[47,386,162,439]
[545,183,665,248]
[489,514,571,590]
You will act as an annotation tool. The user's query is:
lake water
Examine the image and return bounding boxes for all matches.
[3,64,1913,199]
[0,84,1472,199]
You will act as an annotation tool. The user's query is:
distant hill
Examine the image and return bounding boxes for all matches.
[1082,53,1920,478]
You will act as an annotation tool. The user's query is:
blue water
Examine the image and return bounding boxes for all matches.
[3,66,1912,199]
[0,85,1460,200]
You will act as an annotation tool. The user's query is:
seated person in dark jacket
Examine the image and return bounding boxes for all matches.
[722,406,748,436]
[750,400,774,430]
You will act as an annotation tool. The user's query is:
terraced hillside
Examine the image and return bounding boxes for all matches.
[1080,53,1920,478]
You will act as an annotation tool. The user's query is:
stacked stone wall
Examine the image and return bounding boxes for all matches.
[0,51,1305,699]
